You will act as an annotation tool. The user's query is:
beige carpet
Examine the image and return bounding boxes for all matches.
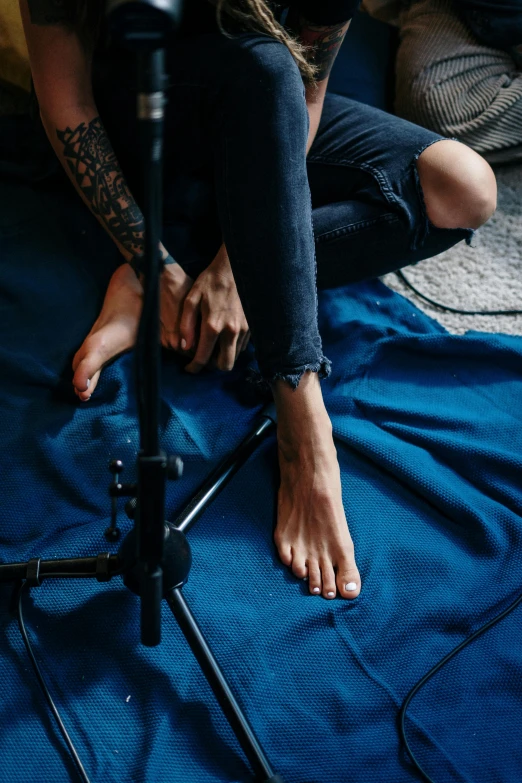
[382,163,522,335]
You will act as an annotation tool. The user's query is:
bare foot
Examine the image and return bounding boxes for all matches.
[272,372,361,600]
[72,263,143,401]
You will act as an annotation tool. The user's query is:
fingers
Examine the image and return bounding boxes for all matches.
[216,329,240,371]
[236,329,251,359]
[179,288,202,354]
[160,265,195,352]
[210,327,250,370]
[178,278,250,372]
[184,319,221,374]
[233,336,243,362]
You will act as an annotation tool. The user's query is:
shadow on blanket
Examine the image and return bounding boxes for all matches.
[0,115,521,783]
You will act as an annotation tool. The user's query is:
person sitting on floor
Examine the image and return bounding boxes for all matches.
[20,0,496,602]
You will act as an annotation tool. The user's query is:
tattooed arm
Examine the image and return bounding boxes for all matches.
[56,117,146,260]
[286,11,351,152]
[18,0,165,265]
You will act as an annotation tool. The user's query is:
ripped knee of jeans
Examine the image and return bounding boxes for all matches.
[410,138,475,253]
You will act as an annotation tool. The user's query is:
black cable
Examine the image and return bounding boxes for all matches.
[399,588,522,782]
[395,270,522,316]
[16,581,91,783]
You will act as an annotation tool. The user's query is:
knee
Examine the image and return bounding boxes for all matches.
[417,140,497,230]
[222,35,308,144]
[229,35,305,103]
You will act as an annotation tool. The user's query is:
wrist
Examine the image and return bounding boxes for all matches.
[129,252,179,278]
[210,244,233,274]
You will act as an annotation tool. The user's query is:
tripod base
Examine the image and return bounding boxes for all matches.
[118,522,192,595]
[117,520,284,782]
[0,404,287,782]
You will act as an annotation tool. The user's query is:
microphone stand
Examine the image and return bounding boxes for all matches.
[0,2,286,781]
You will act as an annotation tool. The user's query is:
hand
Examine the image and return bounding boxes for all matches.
[159,262,195,351]
[179,244,250,373]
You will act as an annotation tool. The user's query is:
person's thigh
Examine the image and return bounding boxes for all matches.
[308,91,444,225]
[307,93,470,287]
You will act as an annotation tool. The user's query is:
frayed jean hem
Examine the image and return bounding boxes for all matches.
[246,355,332,395]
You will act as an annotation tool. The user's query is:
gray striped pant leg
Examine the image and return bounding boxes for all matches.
[394,0,522,154]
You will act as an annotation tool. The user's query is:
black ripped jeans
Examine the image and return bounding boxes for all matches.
[93,30,472,389]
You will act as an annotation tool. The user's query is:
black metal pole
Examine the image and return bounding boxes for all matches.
[0,1,289,776]
[134,47,167,647]
[136,48,163,457]
[174,403,277,534]
[166,588,283,783]
[0,554,121,583]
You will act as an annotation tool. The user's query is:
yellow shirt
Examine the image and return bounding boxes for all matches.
[0,0,31,92]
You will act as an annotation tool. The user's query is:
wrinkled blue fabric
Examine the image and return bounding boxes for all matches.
[1,153,522,783]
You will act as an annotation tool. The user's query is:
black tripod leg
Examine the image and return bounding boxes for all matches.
[175,403,277,535]
[165,588,285,783]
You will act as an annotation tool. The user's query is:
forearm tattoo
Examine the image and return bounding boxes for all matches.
[287,15,350,81]
[27,0,74,25]
[56,117,145,258]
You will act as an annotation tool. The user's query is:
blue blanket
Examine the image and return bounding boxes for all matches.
[1,125,522,783]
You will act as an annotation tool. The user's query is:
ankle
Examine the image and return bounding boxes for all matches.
[272,372,334,462]
[271,370,325,416]
[277,431,335,469]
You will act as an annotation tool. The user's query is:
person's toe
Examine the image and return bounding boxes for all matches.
[73,348,105,399]
[308,559,322,596]
[276,538,292,568]
[336,557,361,600]
[321,560,337,599]
[291,551,308,580]
[75,369,101,401]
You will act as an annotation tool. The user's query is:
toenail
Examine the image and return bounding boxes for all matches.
[327,591,335,597]
[345,582,358,591]
[312,587,320,593]
[82,395,91,402]
[86,379,91,388]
